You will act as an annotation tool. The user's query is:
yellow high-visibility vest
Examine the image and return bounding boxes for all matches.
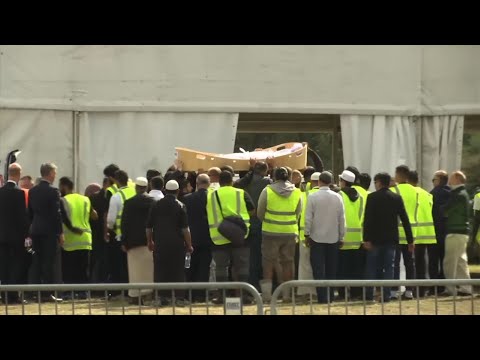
[391,183,418,244]
[106,184,119,198]
[298,187,319,243]
[206,186,250,246]
[106,181,135,198]
[352,185,369,207]
[341,190,365,250]
[262,186,301,237]
[415,187,436,245]
[63,193,92,251]
[114,186,136,236]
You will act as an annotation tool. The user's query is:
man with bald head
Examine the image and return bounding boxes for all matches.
[0,163,29,304]
[182,173,212,301]
[441,171,472,296]
[208,167,221,192]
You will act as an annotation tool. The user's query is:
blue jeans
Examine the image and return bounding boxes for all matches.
[310,242,339,303]
[364,244,395,301]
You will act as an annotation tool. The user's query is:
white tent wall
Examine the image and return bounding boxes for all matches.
[340,115,417,190]
[76,112,238,193]
[0,46,477,190]
[341,115,464,190]
[0,109,73,182]
[419,116,464,191]
[0,45,421,111]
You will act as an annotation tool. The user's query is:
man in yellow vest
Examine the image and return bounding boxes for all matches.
[359,173,372,193]
[346,166,370,206]
[106,170,136,294]
[206,171,254,303]
[337,170,366,300]
[407,170,438,297]
[257,167,302,302]
[390,165,418,300]
[59,177,97,299]
[208,167,221,192]
[297,172,320,299]
[300,166,316,193]
[234,161,272,292]
[103,164,120,241]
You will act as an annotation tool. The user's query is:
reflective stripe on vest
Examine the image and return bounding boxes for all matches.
[414,187,437,244]
[298,188,319,242]
[106,184,119,198]
[207,186,250,246]
[352,185,369,207]
[63,193,93,251]
[262,186,301,236]
[341,191,364,250]
[114,186,136,236]
[391,183,418,244]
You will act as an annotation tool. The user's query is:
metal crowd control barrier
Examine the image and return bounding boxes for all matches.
[270,279,480,315]
[0,282,263,315]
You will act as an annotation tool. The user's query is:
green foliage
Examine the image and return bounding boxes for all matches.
[462,132,480,195]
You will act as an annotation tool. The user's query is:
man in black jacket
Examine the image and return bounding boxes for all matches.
[182,173,212,301]
[28,163,64,301]
[430,170,450,281]
[363,172,414,302]
[0,163,29,304]
[234,161,272,290]
[88,178,110,285]
[121,177,155,303]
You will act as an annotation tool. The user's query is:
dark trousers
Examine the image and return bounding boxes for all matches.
[106,238,128,293]
[19,251,32,285]
[415,244,439,296]
[186,246,212,301]
[62,250,89,284]
[337,249,365,298]
[31,234,58,285]
[248,217,263,291]
[365,244,395,301]
[90,237,108,284]
[0,243,25,302]
[212,244,250,283]
[436,235,446,279]
[393,244,415,292]
[310,242,339,303]
[154,247,185,299]
[294,242,300,280]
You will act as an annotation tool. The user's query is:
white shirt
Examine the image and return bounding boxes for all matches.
[107,192,123,233]
[209,182,220,191]
[474,194,480,211]
[305,186,346,244]
[149,189,164,201]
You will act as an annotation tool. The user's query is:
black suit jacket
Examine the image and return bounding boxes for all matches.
[363,187,414,246]
[121,193,155,249]
[0,181,29,244]
[28,180,63,237]
[182,188,212,249]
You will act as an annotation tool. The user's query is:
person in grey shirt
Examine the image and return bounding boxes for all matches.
[305,171,345,304]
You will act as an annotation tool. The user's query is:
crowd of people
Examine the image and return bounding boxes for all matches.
[0,157,479,306]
